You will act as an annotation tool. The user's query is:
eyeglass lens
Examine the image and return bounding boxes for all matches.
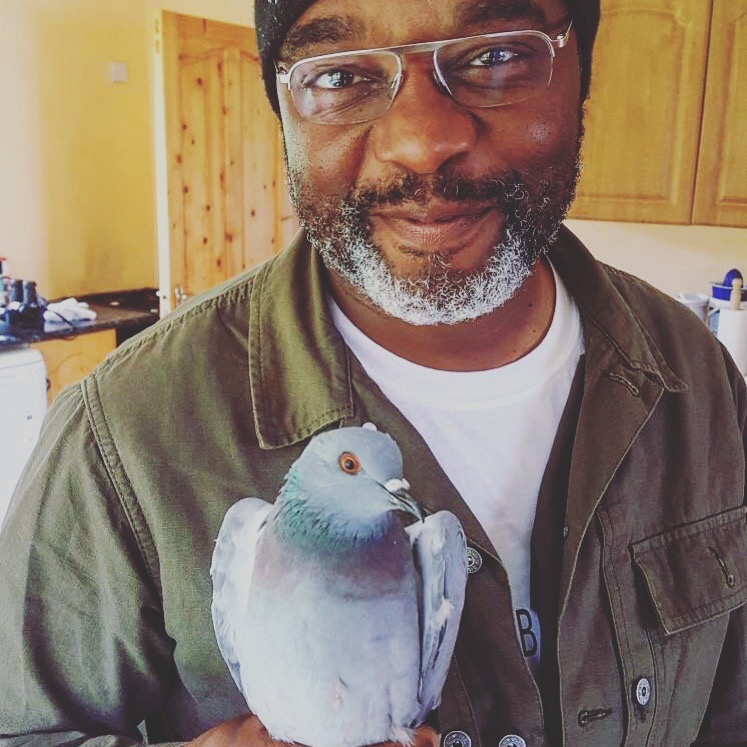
[288,33,555,124]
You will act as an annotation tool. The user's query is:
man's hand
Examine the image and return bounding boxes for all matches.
[187,714,439,747]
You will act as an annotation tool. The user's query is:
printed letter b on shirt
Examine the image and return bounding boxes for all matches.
[515,608,540,659]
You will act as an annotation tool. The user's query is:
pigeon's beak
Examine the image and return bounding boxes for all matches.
[383,478,423,522]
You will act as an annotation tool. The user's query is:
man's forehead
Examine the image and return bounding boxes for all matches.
[459,0,549,26]
[280,0,557,59]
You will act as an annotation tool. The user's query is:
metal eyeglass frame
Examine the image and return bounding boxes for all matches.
[276,20,574,122]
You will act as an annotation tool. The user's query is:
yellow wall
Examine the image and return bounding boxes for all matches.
[0,0,155,299]
[1,0,745,301]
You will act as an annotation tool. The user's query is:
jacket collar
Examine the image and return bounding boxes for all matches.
[551,226,687,395]
[249,226,686,449]
[248,231,354,449]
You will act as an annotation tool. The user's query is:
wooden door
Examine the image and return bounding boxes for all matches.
[155,12,298,314]
[569,0,713,224]
[693,0,747,227]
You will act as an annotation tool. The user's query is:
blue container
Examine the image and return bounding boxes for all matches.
[711,269,747,302]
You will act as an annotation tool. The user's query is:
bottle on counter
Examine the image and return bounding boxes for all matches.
[0,258,9,307]
[1,279,46,329]
[9,279,23,307]
[22,281,45,326]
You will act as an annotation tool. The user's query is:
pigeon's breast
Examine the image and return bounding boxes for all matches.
[239,518,422,746]
[257,515,415,597]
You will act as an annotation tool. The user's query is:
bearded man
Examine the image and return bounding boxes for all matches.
[0,0,745,746]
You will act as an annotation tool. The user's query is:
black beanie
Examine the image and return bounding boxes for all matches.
[255,0,601,115]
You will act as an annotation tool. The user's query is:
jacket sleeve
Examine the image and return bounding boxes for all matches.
[692,362,747,746]
[0,384,180,746]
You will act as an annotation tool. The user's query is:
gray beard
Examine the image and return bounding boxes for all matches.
[288,151,581,326]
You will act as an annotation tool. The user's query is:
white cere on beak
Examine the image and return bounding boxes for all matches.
[384,478,410,493]
[362,422,378,431]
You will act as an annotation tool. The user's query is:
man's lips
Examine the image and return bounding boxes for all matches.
[371,204,501,251]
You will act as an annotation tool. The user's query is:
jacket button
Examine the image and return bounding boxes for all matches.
[498,736,527,747]
[443,730,472,747]
[466,547,483,573]
[634,677,652,706]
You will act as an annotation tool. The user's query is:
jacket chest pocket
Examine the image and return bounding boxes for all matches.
[630,506,747,635]
[599,504,747,746]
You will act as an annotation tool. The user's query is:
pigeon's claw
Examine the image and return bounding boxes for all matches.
[383,478,423,522]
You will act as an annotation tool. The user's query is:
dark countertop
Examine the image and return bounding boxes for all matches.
[0,288,160,351]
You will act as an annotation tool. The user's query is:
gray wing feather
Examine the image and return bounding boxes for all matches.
[406,511,468,720]
[210,497,273,694]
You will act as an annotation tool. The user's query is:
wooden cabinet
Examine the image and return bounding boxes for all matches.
[32,330,116,403]
[570,0,747,227]
[693,0,747,226]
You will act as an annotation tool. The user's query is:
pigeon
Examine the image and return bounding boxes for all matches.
[210,425,467,747]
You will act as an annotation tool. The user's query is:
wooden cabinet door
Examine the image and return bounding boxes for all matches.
[569,0,712,224]
[693,0,747,227]
[32,330,117,404]
[155,12,298,314]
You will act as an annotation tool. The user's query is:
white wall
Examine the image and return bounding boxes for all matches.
[566,220,747,298]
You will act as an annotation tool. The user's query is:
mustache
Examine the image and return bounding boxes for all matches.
[340,171,530,213]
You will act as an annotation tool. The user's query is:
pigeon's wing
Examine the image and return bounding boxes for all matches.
[210,497,273,693]
[406,510,468,719]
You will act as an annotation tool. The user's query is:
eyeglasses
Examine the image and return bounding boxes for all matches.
[276,21,573,125]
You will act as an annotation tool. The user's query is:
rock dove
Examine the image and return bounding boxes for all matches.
[210,425,467,747]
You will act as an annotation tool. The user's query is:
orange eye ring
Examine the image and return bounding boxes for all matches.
[339,452,361,475]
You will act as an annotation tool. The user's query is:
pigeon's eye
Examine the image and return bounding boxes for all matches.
[338,452,361,474]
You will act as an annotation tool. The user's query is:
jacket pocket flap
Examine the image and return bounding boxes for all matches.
[631,506,747,635]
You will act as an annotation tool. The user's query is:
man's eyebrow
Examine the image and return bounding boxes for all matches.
[278,1,551,62]
[457,0,548,28]
[279,16,363,61]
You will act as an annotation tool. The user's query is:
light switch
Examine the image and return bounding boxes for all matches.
[109,61,129,84]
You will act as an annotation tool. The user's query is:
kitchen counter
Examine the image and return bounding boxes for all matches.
[0,288,160,351]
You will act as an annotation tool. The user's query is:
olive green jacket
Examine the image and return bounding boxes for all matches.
[0,228,745,746]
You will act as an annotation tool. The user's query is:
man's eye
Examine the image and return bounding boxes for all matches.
[470,47,519,67]
[310,69,359,89]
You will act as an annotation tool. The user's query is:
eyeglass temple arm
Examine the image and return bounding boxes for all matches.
[552,20,574,49]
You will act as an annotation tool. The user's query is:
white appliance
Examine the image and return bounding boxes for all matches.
[0,348,47,526]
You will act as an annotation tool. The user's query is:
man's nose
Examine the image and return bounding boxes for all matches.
[370,66,479,174]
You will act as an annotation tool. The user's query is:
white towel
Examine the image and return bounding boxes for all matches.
[44,298,98,323]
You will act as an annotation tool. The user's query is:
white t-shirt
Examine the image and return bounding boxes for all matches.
[329,263,584,676]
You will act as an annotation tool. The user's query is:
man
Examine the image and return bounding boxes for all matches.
[0,0,745,745]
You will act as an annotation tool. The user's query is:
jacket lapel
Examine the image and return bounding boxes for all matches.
[557,326,664,612]
[248,233,354,449]
[550,227,687,613]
